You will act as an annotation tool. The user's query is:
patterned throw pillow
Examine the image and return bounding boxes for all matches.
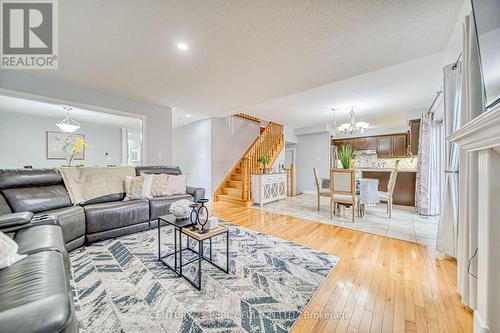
[125,175,153,200]
[166,174,187,195]
[150,174,170,197]
[150,174,188,197]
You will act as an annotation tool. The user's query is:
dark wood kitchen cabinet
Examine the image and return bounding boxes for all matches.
[392,134,407,157]
[354,138,366,150]
[332,132,410,158]
[365,137,377,150]
[377,136,392,158]
[362,170,416,206]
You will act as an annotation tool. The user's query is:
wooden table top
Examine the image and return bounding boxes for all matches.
[181,225,229,241]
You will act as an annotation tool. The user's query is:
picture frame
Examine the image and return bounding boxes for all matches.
[46,131,85,160]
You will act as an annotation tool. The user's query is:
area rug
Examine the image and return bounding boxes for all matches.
[70,222,338,333]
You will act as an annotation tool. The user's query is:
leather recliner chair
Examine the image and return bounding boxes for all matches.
[0,214,78,333]
[0,169,85,251]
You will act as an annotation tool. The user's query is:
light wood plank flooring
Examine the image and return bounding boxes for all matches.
[210,201,472,333]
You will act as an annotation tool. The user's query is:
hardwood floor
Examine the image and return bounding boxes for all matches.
[210,201,472,333]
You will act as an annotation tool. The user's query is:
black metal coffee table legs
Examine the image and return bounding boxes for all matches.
[157,216,230,290]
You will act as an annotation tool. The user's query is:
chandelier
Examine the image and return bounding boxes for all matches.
[56,106,80,133]
[335,108,369,135]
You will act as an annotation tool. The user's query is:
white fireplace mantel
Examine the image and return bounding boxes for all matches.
[448,103,500,333]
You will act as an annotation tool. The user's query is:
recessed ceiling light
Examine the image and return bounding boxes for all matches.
[177,43,188,51]
[186,114,191,118]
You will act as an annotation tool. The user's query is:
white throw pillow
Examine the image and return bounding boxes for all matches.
[0,231,26,270]
[124,175,153,200]
[149,174,170,197]
[166,174,187,195]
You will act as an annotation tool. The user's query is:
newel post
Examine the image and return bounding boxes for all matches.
[241,157,250,201]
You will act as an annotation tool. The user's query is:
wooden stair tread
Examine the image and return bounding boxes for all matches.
[216,194,252,207]
[222,187,242,196]
[227,180,243,188]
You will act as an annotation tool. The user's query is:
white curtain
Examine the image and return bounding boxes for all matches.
[436,63,461,257]
[416,97,443,216]
[457,14,484,310]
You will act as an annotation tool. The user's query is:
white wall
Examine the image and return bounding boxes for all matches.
[0,111,122,168]
[0,72,173,165]
[173,118,212,194]
[296,131,331,193]
[210,116,260,193]
[284,126,298,143]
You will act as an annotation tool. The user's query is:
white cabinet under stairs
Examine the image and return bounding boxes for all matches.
[251,173,287,207]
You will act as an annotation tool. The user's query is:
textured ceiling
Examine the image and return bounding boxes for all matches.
[0,95,142,129]
[34,0,463,125]
[236,53,445,129]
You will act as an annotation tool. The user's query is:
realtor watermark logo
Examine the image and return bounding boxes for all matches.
[1,0,58,69]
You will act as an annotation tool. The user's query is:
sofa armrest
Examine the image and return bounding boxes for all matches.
[0,213,59,233]
[186,186,206,203]
[0,212,33,229]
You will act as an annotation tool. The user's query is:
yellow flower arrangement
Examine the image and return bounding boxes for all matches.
[67,137,88,166]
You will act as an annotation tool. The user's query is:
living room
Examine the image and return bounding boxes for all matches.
[1,1,500,333]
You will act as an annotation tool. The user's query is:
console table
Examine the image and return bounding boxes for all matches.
[251,173,287,207]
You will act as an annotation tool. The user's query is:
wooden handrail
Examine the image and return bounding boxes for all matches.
[213,121,284,202]
[234,113,261,124]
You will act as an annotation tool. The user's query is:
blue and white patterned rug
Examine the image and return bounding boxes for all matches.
[70,223,338,333]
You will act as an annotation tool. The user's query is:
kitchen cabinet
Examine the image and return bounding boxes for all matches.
[361,170,416,206]
[354,138,366,150]
[409,119,420,156]
[332,133,409,158]
[392,134,407,157]
[377,136,392,158]
[365,137,377,150]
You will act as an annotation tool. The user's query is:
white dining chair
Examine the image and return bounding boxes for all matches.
[313,168,331,211]
[378,169,398,218]
[330,169,357,222]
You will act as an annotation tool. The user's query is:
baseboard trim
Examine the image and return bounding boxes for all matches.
[474,311,489,333]
[302,190,316,195]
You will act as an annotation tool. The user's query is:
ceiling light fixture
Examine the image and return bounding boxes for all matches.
[177,43,188,51]
[186,114,192,118]
[337,108,369,135]
[56,106,80,133]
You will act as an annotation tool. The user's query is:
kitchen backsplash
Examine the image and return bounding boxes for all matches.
[353,154,418,169]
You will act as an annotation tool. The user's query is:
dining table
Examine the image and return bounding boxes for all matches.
[321,177,380,217]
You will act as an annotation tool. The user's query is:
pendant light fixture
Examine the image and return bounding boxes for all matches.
[56,106,80,133]
[337,107,369,135]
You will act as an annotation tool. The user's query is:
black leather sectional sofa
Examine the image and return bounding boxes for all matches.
[0,165,205,333]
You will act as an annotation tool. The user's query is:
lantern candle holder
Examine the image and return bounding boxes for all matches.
[196,199,209,234]
[189,203,199,231]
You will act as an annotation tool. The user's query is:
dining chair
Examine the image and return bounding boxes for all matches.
[378,169,398,218]
[330,168,357,222]
[313,168,331,211]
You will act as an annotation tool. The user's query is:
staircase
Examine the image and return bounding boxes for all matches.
[213,122,284,207]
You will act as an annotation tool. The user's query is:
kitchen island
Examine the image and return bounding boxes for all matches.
[358,168,417,206]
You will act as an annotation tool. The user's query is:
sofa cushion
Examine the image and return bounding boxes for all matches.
[36,206,85,245]
[1,185,72,213]
[0,169,62,190]
[0,194,12,215]
[0,251,76,333]
[149,194,193,221]
[84,199,150,234]
[136,165,181,176]
[81,192,126,205]
[14,225,66,256]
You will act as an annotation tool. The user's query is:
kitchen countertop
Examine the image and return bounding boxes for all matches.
[357,168,417,173]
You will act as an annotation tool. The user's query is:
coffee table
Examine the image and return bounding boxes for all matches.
[157,214,230,290]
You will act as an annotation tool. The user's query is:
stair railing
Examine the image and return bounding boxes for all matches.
[241,122,283,200]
